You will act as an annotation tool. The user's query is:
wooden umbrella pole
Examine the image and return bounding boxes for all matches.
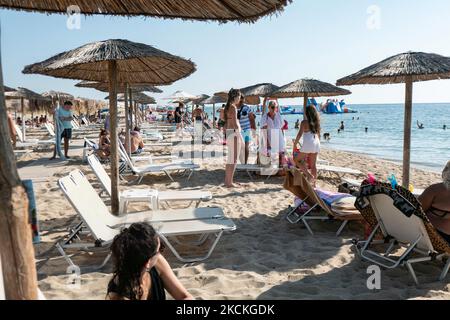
[303,93,308,120]
[212,104,216,128]
[129,89,133,130]
[124,84,131,156]
[21,97,25,140]
[403,78,413,187]
[108,60,120,215]
[0,47,38,299]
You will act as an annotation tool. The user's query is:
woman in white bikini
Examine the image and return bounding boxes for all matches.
[293,105,321,183]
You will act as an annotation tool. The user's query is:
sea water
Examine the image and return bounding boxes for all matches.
[203,103,450,172]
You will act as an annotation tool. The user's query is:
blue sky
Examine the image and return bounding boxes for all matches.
[2,0,450,105]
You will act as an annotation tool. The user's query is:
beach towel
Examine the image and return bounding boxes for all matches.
[314,188,353,207]
[23,179,40,244]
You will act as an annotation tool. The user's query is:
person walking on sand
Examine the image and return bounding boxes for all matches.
[174,102,185,136]
[224,88,244,188]
[293,105,321,184]
[50,101,73,160]
[261,101,286,169]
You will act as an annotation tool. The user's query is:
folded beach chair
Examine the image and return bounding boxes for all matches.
[283,168,363,236]
[118,143,199,183]
[49,174,236,268]
[316,164,363,179]
[87,155,212,212]
[353,180,450,285]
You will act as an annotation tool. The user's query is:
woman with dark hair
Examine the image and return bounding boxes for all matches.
[106,223,192,300]
[293,105,321,183]
[224,88,243,188]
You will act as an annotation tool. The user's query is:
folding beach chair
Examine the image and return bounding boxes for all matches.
[118,143,199,183]
[86,156,212,212]
[44,174,236,269]
[118,140,178,163]
[353,180,450,285]
[283,168,362,236]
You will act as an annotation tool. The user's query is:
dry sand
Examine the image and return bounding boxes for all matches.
[18,127,450,300]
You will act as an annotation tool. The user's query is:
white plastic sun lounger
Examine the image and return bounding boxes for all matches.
[119,143,199,183]
[14,124,54,146]
[87,155,212,212]
[353,184,450,285]
[316,164,363,179]
[52,174,235,267]
[236,164,279,180]
[118,140,177,163]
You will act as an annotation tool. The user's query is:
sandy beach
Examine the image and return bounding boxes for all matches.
[18,129,449,301]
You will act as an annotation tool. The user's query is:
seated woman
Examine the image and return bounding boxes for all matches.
[419,161,450,244]
[96,129,111,159]
[106,223,193,300]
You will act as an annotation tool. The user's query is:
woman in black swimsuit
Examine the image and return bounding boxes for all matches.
[419,161,450,244]
[106,223,193,300]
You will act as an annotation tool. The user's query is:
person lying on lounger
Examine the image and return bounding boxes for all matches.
[419,161,450,244]
[106,223,193,301]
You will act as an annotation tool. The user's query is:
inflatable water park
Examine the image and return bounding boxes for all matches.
[254,98,357,115]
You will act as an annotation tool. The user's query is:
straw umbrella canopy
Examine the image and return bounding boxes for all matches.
[271,78,351,112]
[75,80,163,93]
[22,39,196,216]
[4,85,16,92]
[336,51,450,187]
[190,94,210,105]
[240,83,279,105]
[0,1,292,23]
[5,87,49,138]
[0,0,292,301]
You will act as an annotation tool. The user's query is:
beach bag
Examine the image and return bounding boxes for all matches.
[338,182,360,197]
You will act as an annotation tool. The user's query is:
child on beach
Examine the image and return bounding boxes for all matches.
[106,223,192,300]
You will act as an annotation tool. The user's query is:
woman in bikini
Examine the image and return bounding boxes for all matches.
[419,161,450,244]
[224,88,244,188]
[106,223,193,300]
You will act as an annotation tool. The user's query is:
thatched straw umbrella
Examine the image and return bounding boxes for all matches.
[0,0,292,301]
[75,80,163,93]
[271,78,351,114]
[240,82,279,106]
[4,85,16,92]
[337,51,450,187]
[105,92,157,105]
[0,0,292,23]
[22,39,196,216]
[5,87,48,139]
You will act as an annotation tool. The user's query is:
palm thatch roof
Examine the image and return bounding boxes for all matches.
[271,79,351,98]
[0,1,292,23]
[23,39,196,85]
[105,92,156,104]
[41,90,74,100]
[201,95,227,105]
[75,80,163,93]
[4,85,16,92]
[336,52,450,86]
[5,87,48,100]
[240,83,279,98]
